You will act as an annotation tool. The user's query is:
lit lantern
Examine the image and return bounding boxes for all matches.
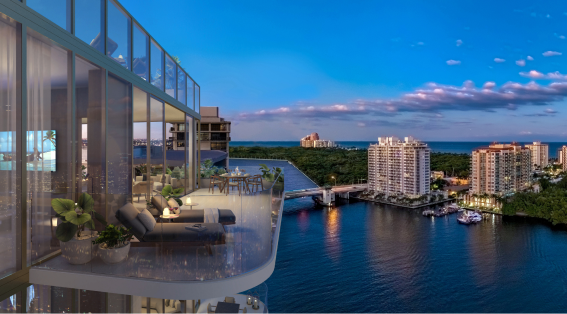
[247,296,252,305]
[186,197,192,205]
[163,208,170,217]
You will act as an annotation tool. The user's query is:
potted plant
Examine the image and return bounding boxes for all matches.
[51,193,107,265]
[92,224,133,264]
[200,159,219,188]
[259,164,284,190]
[161,185,184,213]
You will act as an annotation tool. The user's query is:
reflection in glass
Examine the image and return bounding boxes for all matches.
[133,24,149,81]
[27,28,73,265]
[107,0,131,69]
[187,79,195,110]
[107,73,132,220]
[165,55,176,98]
[177,68,186,105]
[133,88,149,207]
[150,97,164,196]
[150,41,164,91]
[195,84,200,114]
[0,13,20,279]
[74,0,104,53]
[165,104,186,194]
[75,55,106,229]
[186,115,194,193]
[27,0,71,32]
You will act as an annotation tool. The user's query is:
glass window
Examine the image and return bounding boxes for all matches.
[133,23,149,81]
[27,28,73,265]
[75,0,104,53]
[106,73,132,220]
[165,55,176,98]
[27,0,71,32]
[107,0,131,69]
[177,68,186,105]
[185,115,194,193]
[149,97,164,197]
[75,55,106,230]
[150,41,163,91]
[0,12,21,279]
[188,79,195,110]
[165,104,185,193]
[133,87,149,204]
[195,84,200,114]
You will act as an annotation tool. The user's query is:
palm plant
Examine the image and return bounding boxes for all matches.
[43,130,56,148]
[161,185,184,206]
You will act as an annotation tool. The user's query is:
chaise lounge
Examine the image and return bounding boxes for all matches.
[151,195,236,225]
[115,203,226,254]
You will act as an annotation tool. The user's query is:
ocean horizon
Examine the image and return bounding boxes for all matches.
[231,141,566,157]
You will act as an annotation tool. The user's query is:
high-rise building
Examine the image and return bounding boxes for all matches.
[525,141,549,168]
[559,145,567,171]
[0,0,283,311]
[300,132,335,148]
[368,136,431,197]
[196,106,231,167]
[471,142,531,195]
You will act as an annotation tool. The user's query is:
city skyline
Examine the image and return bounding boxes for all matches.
[121,0,567,141]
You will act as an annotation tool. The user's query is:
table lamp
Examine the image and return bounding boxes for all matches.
[247,296,252,305]
[186,197,192,205]
[163,208,170,217]
[253,298,259,310]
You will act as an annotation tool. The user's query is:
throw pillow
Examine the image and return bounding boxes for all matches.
[167,198,178,209]
[137,209,156,232]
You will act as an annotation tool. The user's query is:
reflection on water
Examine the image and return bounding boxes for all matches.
[324,208,341,262]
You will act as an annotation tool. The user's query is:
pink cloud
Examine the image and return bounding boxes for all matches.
[456,39,463,46]
[516,59,526,66]
[520,70,567,80]
[527,56,534,61]
[543,51,562,57]
[446,60,461,65]
[494,58,506,63]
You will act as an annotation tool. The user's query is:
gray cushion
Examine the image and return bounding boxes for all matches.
[137,209,156,232]
[172,210,205,223]
[115,203,147,239]
[151,195,168,214]
[142,223,225,242]
[218,209,236,224]
[167,198,178,209]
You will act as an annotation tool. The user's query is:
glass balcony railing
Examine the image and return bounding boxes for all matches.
[31,166,284,282]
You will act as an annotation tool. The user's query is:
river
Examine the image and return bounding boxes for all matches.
[231,159,567,313]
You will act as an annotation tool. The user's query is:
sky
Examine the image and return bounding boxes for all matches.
[120,0,567,142]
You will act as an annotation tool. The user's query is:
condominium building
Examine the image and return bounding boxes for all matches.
[0,0,283,311]
[198,107,231,152]
[560,145,567,171]
[471,143,532,195]
[525,141,549,168]
[368,136,431,197]
[300,132,335,148]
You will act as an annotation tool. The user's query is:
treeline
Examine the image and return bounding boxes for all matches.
[502,177,567,225]
[230,146,367,186]
[229,146,472,186]
[430,152,470,178]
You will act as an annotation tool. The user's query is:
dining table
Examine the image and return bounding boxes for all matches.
[219,173,251,195]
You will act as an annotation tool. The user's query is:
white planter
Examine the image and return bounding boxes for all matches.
[98,242,131,264]
[60,231,97,265]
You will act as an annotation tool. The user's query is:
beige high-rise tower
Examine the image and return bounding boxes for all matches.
[559,145,567,171]
[471,143,531,195]
[368,136,430,197]
[525,141,549,168]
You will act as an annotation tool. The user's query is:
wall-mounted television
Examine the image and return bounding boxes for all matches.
[0,130,56,171]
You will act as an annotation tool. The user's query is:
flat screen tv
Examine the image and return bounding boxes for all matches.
[0,130,56,171]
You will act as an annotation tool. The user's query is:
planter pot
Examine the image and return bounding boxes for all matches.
[200,177,211,189]
[262,181,275,190]
[60,231,97,265]
[98,242,131,264]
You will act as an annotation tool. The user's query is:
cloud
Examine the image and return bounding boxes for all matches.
[554,33,566,39]
[456,39,463,46]
[520,70,567,80]
[545,108,557,114]
[520,131,532,135]
[235,81,567,122]
[357,122,366,127]
[543,51,562,57]
[527,56,534,61]
[446,60,461,65]
[516,59,526,66]
[417,42,425,46]
[494,58,506,63]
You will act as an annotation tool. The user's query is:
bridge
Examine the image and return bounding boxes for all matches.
[284,184,368,200]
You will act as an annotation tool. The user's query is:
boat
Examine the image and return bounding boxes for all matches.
[422,209,435,217]
[457,210,482,224]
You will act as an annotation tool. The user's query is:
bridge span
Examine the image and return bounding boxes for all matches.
[284,184,368,200]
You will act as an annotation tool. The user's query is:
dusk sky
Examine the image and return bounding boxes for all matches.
[122,0,567,142]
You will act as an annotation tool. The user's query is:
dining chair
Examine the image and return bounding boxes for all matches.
[224,296,235,303]
[209,175,225,194]
[207,303,216,313]
[240,307,247,313]
[247,175,263,193]
[227,177,242,195]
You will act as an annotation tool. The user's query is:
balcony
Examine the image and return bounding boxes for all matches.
[29,167,284,300]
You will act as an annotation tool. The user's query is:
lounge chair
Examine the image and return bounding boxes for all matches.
[115,203,225,254]
[151,195,236,225]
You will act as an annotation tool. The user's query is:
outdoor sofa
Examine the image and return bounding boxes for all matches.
[151,195,236,225]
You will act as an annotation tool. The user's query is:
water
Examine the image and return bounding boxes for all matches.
[232,141,567,157]
[231,159,567,313]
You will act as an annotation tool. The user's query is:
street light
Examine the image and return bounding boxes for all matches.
[331,176,336,186]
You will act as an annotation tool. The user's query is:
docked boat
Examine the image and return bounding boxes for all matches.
[422,209,435,217]
[457,211,482,224]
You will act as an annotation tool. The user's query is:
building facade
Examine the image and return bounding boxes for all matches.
[368,136,431,197]
[560,145,567,171]
[198,106,231,152]
[471,143,531,195]
[0,1,282,311]
[525,141,549,168]
[300,132,335,148]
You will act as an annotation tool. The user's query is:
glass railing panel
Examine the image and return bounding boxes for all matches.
[107,0,131,69]
[27,0,71,32]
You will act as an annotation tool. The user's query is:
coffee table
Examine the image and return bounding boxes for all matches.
[184,203,199,210]
[215,302,240,313]
[159,214,179,222]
